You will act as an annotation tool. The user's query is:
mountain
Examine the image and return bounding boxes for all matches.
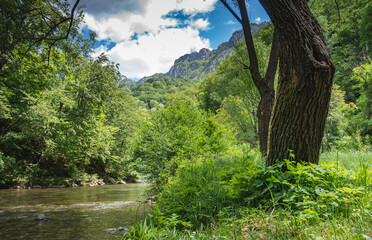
[137,22,268,84]
[123,78,136,88]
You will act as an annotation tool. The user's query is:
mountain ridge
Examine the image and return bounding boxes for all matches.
[136,22,268,85]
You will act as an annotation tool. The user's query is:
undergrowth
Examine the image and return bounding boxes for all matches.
[123,151,372,239]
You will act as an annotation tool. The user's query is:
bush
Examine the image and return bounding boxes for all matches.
[152,150,259,227]
[233,160,368,221]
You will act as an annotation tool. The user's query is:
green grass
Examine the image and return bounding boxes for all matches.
[320,150,372,171]
[123,150,372,240]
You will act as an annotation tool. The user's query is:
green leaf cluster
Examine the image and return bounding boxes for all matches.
[233,160,368,221]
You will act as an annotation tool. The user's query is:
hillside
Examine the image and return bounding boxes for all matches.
[130,76,196,109]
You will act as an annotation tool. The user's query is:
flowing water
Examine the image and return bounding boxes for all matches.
[0,184,148,240]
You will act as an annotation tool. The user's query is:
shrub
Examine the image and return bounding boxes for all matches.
[154,151,259,227]
[233,160,368,221]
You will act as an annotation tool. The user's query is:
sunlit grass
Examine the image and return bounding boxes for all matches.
[320,151,372,171]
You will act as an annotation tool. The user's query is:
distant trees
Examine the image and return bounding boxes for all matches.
[198,39,270,145]
[133,98,233,187]
[310,0,371,145]
[130,77,196,109]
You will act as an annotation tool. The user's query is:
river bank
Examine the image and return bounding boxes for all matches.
[5,179,145,190]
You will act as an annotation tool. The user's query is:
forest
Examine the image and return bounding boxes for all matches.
[0,0,371,239]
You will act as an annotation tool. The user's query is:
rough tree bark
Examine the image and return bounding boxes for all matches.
[220,0,279,156]
[258,0,336,165]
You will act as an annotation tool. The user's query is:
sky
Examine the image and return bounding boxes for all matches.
[76,0,270,80]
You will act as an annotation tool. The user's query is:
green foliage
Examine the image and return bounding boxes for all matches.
[130,77,196,109]
[323,64,372,149]
[323,85,360,149]
[198,40,260,113]
[124,216,241,240]
[233,160,368,221]
[351,62,372,143]
[126,151,372,239]
[0,32,143,187]
[154,152,259,226]
[198,39,270,146]
[0,0,85,69]
[133,98,234,188]
[255,22,274,46]
[308,0,371,148]
[310,0,371,103]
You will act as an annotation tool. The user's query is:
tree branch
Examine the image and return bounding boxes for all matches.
[45,0,81,67]
[236,0,262,87]
[264,27,279,87]
[219,0,242,24]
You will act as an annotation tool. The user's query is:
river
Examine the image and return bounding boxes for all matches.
[0,183,148,240]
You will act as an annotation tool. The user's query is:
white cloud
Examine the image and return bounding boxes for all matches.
[83,0,217,42]
[82,0,218,79]
[91,45,108,59]
[255,17,261,23]
[107,27,210,79]
[187,18,210,30]
[225,20,236,25]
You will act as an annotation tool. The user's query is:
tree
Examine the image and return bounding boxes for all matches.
[220,0,279,156]
[221,0,335,165]
[133,98,233,187]
[351,62,372,143]
[309,0,371,103]
[198,39,271,145]
[0,0,81,70]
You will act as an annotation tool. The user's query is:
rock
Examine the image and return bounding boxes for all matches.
[71,182,78,187]
[35,214,46,221]
[0,210,5,214]
[117,227,130,232]
[147,195,157,201]
[118,180,126,184]
[89,182,97,186]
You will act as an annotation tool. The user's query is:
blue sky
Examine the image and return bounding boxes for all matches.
[78,0,269,80]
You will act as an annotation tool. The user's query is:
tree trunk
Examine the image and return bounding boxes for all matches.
[259,0,336,165]
[236,0,278,156]
[257,28,279,156]
[257,87,275,156]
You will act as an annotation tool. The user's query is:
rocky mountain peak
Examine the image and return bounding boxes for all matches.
[174,48,212,64]
[229,30,244,44]
[137,22,269,84]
